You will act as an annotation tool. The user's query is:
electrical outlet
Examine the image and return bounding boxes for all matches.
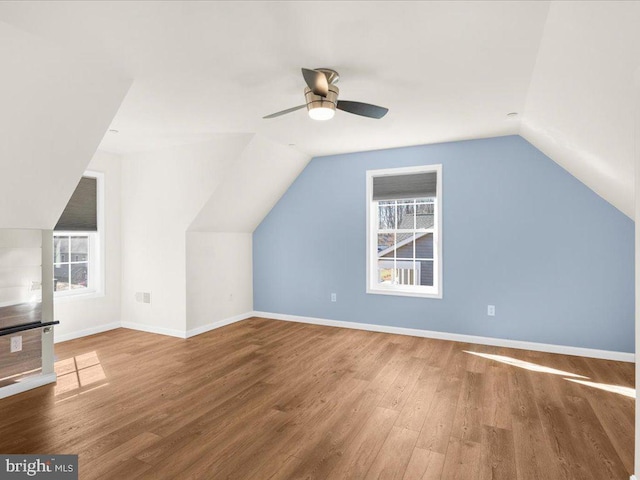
[135,292,152,304]
[487,305,495,316]
[10,336,22,353]
[331,293,337,302]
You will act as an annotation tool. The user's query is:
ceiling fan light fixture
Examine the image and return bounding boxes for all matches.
[305,84,338,121]
[263,68,388,120]
[308,105,335,121]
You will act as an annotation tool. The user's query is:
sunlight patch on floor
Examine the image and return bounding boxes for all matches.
[565,378,635,399]
[463,350,635,399]
[54,351,109,399]
[463,351,588,378]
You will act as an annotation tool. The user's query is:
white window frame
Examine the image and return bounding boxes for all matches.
[366,164,443,299]
[54,170,105,301]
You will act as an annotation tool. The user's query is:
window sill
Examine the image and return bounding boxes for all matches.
[54,290,105,304]
[367,287,442,299]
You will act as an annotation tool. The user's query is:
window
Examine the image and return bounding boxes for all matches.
[54,172,104,298]
[53,234,95,293]
[366,165,442,298]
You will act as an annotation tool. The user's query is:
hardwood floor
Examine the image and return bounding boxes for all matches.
[0,317,634,479]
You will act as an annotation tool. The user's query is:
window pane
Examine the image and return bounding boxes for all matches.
[416,233,434,259]
[377,233,395,255]
[54,264,69,291]
[53,237,69,264]
[377,260,394,284]
[396,203,415,230]
[395,262,416,286]
[70,263,88,289]
[378,259,421,286]
[416,203,434,229]
[378,202,396,229]
[395,233,414,259]
[417,260,434,287]
[70,236,89,262]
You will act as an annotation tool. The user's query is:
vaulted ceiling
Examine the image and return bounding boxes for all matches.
[0,1,638,218]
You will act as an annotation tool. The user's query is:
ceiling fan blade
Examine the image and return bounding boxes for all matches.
[301,68,329,97]
[263,105,306,119]
[336,100,388,119]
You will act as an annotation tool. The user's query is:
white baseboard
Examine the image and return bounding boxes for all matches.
[121,321,187,339]
[0,373,57,400]
[54,322,121,344]
[252,311,635,363]
[121,312,253,340]
[186,312,254,338]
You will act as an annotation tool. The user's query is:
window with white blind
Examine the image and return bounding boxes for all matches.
[366,165,442,298]
[54,172,104,298]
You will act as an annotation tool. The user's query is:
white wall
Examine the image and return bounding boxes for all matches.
[119,134,310,337]
[633,66,640,480]
[186,232,252,333]
[54,151,122,342]
[120,135,252,336]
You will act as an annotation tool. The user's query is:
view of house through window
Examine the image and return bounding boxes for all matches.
[53,235,92,292]
[367,165,442,298]
[377,199,435,287]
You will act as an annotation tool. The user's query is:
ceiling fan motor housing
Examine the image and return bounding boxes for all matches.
[263,67,387,119]
[305,84,339,114]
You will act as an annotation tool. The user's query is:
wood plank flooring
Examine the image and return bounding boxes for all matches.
[0,317,634,479]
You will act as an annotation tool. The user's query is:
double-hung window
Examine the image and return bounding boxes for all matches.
[366,165,442,298]
[54,172,103,297]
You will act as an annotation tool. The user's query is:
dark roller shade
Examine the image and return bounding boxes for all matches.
[55,176,97,231]
[372,172,437,201]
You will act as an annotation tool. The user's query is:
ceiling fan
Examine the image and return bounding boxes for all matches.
[263,68,389,121]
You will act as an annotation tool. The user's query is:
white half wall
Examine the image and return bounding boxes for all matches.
[120,135,252,334]
[186,232,252,332]
[54,152,122,343]
[0,20,131,229]
[185,135,309,332]
[0,229,42,308]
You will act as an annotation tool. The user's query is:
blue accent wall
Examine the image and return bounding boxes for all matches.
[253,136,635,353]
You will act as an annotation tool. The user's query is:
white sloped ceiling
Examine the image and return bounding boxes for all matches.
[189,135,310,233]
[0,2,638,222]
[521,1,640,218]
[0,21,131,229]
